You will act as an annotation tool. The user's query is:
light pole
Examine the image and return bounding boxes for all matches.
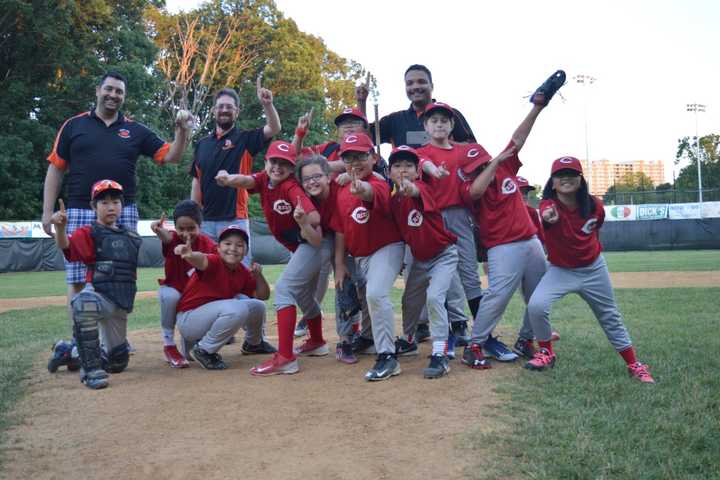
[686,103,706,203]
[574,74,596,193]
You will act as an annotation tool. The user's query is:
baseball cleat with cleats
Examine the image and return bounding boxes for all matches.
[394,337,419,356]
[365,353,401,381]
[524,348,556,371]
[462,344,491,369]
[241,340,278,355]
[484,335,519,362]
[81,368,109,390]
[628,362,655,384]
[294,338,329,357]
[163,345,189,368]
[415,323,431,343]
[424,354,450,379]
[336,341,358,364]
[192,345,227,370]
[250,353,299,376]
[351,335,376,355]
[513,337,536,360]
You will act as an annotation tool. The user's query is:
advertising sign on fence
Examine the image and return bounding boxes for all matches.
[668,203,703,219]
[635,204,668,221]
[604,205,637,221]
[702,201,720,219]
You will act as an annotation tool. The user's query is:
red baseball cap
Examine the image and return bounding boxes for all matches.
[388,145,420,165]
[91,179,123,200]
[218,224,249,244]
[460,145,493,174]
[334,107,368,128]
[421,102,455,120]
[516,176,535,190]
[265,140,296,165]
[551,156,583,175]
[339,133,375,155]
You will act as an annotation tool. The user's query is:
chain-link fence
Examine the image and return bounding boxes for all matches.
[602,188,720,205]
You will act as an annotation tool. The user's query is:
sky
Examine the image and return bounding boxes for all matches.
[166,0,719,184]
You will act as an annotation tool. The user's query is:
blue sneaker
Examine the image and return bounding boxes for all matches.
[483,335,518,362]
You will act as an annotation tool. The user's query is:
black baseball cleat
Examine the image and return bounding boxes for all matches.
[365,354,401,381]
[424,354,450,379]
[192,345,227,370]
[351,335,376,355]
[241,340,277,355]
[462,344,491,370]
[530,70,566,106]
[394,337,418,356]
[415,323,431,343]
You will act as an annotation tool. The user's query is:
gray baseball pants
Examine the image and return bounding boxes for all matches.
[356,242,405,354]
[441,206,483,301]
[273,241,325,320]
[470,236,546,344]
[527,255,632,351]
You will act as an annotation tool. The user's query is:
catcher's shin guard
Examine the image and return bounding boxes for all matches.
[71,290,104,375]
[101,341,130,373]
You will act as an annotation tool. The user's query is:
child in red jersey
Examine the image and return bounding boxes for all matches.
[524,157,655,383]
[152,200,218,368]
[175,225,272,370]
[215,140,324,376]
[330,133,405,381]
[388,146,459,378]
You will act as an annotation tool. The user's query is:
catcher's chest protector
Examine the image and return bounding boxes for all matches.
[90,224,141,312]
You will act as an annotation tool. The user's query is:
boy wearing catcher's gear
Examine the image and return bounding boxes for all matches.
[49,180,141,390]
[525,157,655,383]
[330,133,405,381]
[388,146,459,379]
[216,141,325,376]
[175,225,272,370]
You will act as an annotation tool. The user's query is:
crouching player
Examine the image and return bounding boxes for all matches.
[49,180,141,390]
[525,157,655,383]
[175,225,273,370]
[388,146,459,378]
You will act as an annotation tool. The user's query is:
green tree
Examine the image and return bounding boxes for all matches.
[675,134,720,200]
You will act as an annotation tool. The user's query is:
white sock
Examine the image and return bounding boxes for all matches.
[432,340,446,356]
[162,328,176,347]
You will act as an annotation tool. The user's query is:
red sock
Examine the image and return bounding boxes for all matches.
[538,340,554,354]
[276,306,297,359]
[306,314,324,343]
[619,346,637,365]
[352,323,360,333]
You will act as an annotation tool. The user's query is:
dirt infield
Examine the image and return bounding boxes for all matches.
[2,317,511,480]
[1,271,717,314]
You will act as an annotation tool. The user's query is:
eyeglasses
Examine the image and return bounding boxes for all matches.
[302,173,326,185]
[341,155,369,165]
[215,104,237,112]
[552,171,581,179]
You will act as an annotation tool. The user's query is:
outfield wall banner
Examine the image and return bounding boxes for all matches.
[668,203,702,219]
[702,202,720,219]
[635,204,668,221]
[604,205,636,221]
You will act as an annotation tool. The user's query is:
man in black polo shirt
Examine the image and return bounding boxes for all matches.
[42,71,191,367]
[356,64,476,148]
[190,80,281,265]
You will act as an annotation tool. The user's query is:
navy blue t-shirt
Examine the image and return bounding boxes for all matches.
[191,126,268,221]
[48,110,168,208]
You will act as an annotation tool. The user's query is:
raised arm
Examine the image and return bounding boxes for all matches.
[258,76,281,139]
[150,213,174,244]
[511,104,544,153]
[174,238,209,271]
[163,110,193,165]
[216,169,256,190]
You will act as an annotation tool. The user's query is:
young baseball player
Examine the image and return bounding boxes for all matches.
[175,225,272,370]
[524,156,655,383]
[388,145,459,378]
[215,140,324,376]
[459,70,566,370]
[330,133,405,381]
[49,179,141,390]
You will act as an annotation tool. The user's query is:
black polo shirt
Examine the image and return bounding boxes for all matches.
[191,126,267,221]
[48,109,168,208]
[369,102,476,148]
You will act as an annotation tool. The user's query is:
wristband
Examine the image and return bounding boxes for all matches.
[295,127,307,138]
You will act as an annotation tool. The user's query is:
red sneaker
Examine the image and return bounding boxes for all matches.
[524,348,556,371]
[250,353,299,376]
[164,345,189,368]
[294,338,329,357]
[628,362,655,384]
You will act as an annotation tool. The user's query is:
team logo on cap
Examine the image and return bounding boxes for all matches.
[345,135,358,144]
[277,143,291,152]
[273,199,292,215]
[559,157,574,164]
[581,218,598,234]
[501,177,517,194]
[118,129,130,139]
[517,176,528,183]
[222,139,234,150]
[342,107,353,114]
[397,145,412,151]
[407,209,423,227]
[351,206,369,224]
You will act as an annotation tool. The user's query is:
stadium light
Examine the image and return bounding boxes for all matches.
[686,103,707,203]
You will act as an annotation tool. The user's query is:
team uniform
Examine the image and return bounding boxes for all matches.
[176,254,266,363]
[48,110,169,284]
[191,126,268,265]
[460,141,547,363]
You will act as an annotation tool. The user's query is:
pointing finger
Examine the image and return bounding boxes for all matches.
[256,75,262,91]
[58,198,65,212]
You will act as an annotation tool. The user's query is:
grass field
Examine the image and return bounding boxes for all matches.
[1,251,719,478]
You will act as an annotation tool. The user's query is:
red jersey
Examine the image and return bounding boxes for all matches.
[330,173,402,257]
[249,170,317,252]
[311,141,341,161]
[177,254,257,312]
[460,143,537,249]
[159,231,217,293]
[526,204,546,245]
[313,181,340,233]
[390,180,457,261]
[539,197,605,268]
[416,143,469,209]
